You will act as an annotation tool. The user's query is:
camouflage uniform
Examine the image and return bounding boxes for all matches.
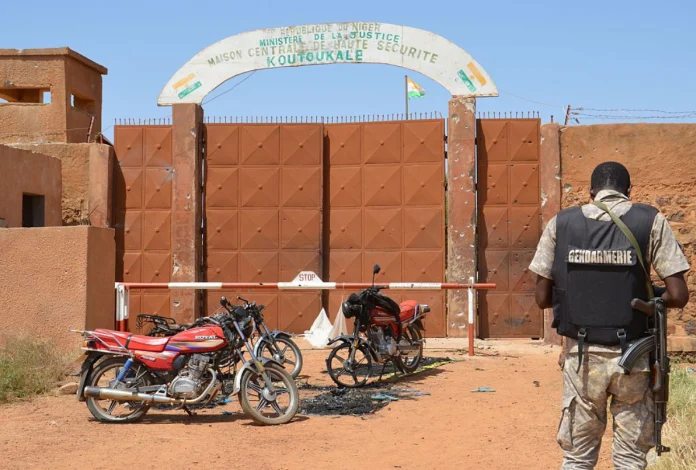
[529,190,690,469]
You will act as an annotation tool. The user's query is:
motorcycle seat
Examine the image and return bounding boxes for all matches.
[94,329,170,352]
[399,300,419,322]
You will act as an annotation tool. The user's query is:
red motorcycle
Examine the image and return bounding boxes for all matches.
[73,296,299,425]
[326,264,430,387]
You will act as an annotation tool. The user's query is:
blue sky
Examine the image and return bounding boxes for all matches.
[2,0,695,140]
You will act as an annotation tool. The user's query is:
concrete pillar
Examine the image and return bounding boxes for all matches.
[171,104,203,323]
[540,123,562,345]
[446,96,477,338]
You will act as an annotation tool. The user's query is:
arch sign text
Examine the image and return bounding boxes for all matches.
[158,22,498,105]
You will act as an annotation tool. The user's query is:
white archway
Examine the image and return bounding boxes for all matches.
[158,22,498,105]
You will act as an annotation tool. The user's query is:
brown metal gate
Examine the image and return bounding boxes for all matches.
[203,122,324,333]
[113,124,174,326]
[324,119,447,336]
[114,117,447,336]
[477,118,543,338]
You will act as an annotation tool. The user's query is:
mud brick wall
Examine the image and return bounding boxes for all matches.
[559,124,696,351]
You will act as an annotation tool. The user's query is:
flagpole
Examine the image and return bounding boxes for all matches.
[405,75,409,120]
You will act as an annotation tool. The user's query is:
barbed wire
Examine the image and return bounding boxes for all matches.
[571,112,696,120]
[497,90,696,122]
[576,107,696,114]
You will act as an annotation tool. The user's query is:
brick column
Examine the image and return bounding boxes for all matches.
[540,123,562,345]
[446,96,477,337]
[171,104,203,323]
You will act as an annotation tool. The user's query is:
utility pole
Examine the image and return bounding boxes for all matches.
[564,105,572,126]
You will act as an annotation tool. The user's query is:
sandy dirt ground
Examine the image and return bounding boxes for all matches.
[0,340,624,470]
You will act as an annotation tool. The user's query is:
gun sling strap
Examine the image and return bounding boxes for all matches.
[573,201,655,371]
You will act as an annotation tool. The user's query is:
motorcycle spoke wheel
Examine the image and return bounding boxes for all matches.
[259,337,303,379]
[238,364,299,425]
[395,325,424,373]
[85,357,153,424]
[327,343,372,388]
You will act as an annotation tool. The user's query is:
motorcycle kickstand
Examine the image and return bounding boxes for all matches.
[182,405,195,417]
[377,362,388,382]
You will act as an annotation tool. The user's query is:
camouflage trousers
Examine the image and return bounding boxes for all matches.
[558,350,654,469]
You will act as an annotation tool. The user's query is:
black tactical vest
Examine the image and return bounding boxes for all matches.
[551,203,658,346]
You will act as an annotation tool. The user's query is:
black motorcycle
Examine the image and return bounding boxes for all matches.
[325,264,430,388]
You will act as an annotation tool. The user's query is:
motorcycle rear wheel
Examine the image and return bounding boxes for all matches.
[85,357,153,423]
[257,336,303,379]
[238,364,299,425]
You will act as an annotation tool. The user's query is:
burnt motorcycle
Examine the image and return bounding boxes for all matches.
[73,296,299,425]
[136,297,303,378]
[326,264,430,388]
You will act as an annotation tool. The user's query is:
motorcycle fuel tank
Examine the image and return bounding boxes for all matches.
[167,326,227,353]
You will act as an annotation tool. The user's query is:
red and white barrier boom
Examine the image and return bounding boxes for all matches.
[115,272,495,356]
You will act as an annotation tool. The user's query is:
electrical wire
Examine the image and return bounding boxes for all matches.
[202,71,257,105]
[576,107,696,114]
[498,90,565,110]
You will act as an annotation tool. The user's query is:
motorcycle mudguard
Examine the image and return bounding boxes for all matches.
[232,358,284,396]
[326,335,356,346]
[326,335,379,361]
[252,331,293,356]
[270,330,292,340]
[76,352,102,402]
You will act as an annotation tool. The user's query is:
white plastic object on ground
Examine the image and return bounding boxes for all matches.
[328,304,348,340]
[303,308,333,348]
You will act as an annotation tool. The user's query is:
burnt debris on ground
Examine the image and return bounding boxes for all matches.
[300,356,453,416]
[299,384,432,416]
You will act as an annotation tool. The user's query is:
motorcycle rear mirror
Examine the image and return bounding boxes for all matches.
[372,264,380,286]
[219,297,228,307]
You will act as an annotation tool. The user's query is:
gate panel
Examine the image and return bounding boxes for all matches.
[477,118,542,338]
[114,125,174,330]
[204,123,323,333]
[326,119,446,336]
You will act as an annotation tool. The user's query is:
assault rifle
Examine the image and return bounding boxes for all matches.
[618,287,670,456]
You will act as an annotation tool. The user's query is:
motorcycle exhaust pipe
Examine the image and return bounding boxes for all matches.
[399,344,422,352]
[84,386,182,404]
[83,370,218,405]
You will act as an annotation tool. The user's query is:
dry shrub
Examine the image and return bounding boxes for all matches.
[650,367,696,469]
[0,333,71,403]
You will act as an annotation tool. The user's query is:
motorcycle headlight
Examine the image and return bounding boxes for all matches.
[342,302,362,319]
[341,301,354,318]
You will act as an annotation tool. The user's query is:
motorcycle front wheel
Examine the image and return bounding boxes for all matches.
[326,342,373,388]
[257,336,303,378]
[238,364,299,425]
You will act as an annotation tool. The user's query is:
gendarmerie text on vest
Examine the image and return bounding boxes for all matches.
[567,247,636,266]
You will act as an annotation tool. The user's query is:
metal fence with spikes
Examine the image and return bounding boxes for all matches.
[114,112,544,126]
[476,111,540,119]
[114,117,172,126]
[202,112,444,124]
[113,112,445,126]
